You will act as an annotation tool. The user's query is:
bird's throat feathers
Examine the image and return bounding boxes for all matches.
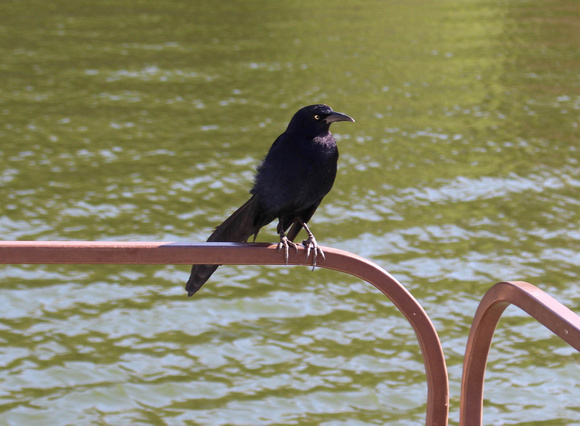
[311,132,337,151]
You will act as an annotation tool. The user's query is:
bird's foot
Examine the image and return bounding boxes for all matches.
[302,235,325,271]
[277,234,298,265]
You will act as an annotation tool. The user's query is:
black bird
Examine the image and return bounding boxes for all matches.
[186,104,354,296]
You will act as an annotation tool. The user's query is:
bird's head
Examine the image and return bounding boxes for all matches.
[287,104,355,137]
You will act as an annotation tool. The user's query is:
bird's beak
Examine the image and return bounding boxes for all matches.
[325,111,355,124]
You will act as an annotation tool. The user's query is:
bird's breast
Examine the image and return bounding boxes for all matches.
[251,132,338,217]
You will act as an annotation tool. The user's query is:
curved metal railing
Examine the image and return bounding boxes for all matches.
[3,242,579,424]
[0,241,450,426]
[459,280,580,426]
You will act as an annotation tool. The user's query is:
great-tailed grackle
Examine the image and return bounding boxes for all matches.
[186,104,354,296]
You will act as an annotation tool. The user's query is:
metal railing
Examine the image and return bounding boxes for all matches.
[459,280,580,426]
[1,241,579,425]
[0,241,450,426]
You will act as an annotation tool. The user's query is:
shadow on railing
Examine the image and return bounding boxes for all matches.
[459,280,580,426]
[1,242,579,425]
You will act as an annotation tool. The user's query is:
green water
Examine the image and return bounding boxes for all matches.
[1,0,579,424]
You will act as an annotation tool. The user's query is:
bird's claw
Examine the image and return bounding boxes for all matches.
[277,235,298,265]
[302,236,325,271]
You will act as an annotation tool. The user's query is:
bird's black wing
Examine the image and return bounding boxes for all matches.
[206,195,261,243]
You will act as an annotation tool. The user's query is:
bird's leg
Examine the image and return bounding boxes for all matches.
[299,220,325,270]
[276,222,298,265]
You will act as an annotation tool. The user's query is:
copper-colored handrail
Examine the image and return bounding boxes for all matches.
[0,241,449,426]
[460,281,580,425]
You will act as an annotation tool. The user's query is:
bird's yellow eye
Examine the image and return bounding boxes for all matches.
[314,114,320,120]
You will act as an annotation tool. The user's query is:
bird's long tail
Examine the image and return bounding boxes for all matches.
[186,196,261,296]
